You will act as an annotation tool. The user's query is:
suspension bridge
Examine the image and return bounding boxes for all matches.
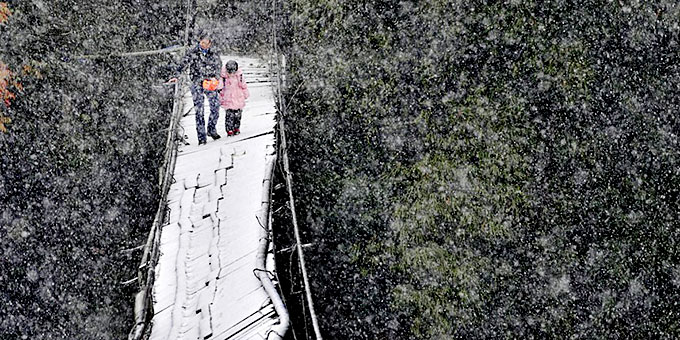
[126,54,316,340]
[120,2,323,337]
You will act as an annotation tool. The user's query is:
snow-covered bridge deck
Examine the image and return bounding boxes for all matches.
[147,56,282,340]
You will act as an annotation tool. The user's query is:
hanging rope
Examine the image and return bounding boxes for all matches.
[271,0,324,338]
[128,2,195,340]
[73,45,185,60]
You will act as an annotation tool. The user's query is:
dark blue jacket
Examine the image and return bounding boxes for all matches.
[176,44,221,85]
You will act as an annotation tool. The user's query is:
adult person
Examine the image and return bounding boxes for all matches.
[168,31,222,145]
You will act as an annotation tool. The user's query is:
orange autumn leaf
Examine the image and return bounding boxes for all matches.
[21,62,43,79]
[3,90,14,107]
[0,61,16,133]
[0,61,9,80]
[0,115,10,133]
[1,61,15,107]
[0,2,10,24]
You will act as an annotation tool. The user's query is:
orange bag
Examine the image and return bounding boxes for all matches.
[202,78,219,91]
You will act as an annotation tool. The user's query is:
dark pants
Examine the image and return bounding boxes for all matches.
[225,109,242,132]
[190,84,220,142]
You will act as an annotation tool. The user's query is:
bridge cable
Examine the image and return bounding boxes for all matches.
[271,0,324,338]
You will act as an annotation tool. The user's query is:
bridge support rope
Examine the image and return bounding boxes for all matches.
[271,0,324,335]
[129,2,194,340]
[254,153,291,340]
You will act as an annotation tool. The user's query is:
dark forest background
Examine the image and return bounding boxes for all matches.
[0,0,272,338]
[0,1,185,338]
[279,1,680,339]
[2,0,680,339]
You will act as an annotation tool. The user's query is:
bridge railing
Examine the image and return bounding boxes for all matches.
[270,39,324,340]
[129,75,187,340]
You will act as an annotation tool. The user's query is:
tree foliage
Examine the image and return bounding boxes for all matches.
[0,2,15,132]
[0,1,186,338]
[280,1,680,338]
[197,0,273,54]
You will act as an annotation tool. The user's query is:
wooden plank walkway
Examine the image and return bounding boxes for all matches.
[148,56,281,340]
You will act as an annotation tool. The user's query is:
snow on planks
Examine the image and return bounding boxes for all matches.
[149,56,280,340]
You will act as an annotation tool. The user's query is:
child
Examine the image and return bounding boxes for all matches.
[218,60,249,136]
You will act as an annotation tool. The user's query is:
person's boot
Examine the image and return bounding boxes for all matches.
[234,128,240,135]
[198,139,207,145]
[227,130,234,136]
[209,133,221,140]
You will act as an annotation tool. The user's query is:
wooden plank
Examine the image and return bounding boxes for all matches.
[149,305,174,340]
[197,170,215,188]
[150,57,283,340]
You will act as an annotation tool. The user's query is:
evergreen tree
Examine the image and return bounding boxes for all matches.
[280,1,680,338]
[0,1,185,338]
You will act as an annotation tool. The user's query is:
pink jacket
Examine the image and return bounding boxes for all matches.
[218,67,249,110]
